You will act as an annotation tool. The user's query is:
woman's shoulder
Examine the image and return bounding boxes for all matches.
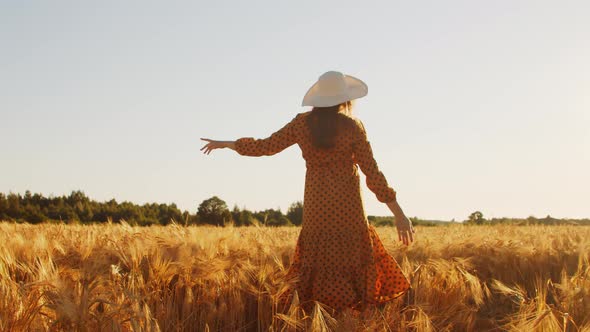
[288,111,310,127]
[339,114,366,134]
[346,114,364,126]
[294,111,311,119]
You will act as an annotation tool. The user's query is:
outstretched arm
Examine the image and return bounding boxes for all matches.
[201,113,301,157]
[200,139,236,154]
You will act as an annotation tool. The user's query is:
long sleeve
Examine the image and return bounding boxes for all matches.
[235,114,301,157]
[352,121,397,203]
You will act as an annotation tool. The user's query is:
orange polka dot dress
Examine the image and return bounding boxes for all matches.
[235,111,410,311]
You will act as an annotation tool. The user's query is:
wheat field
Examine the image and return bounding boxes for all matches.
[0,223,588,331]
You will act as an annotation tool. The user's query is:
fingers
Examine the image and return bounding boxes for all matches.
[200,139,219,155]
[398,229,408,246]
[200,139,214,154]
[397,226,414,246]
[200,144,210,154]
[396,216,415,246]
[204,146,215,155]
[201,145,214,155]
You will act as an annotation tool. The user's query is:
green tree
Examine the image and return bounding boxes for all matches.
[255,208,290,226]
[6,193,22,220]
[197,196,231,226]
[66,190,90,206]
[287,201,304,226]
[466,211,485,225]
[23,205,45,224]
[231,205,241,225]
[0,193,7,220]
[267,215,291,227]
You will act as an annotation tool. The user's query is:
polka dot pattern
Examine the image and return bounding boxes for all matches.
[235,112,410,310]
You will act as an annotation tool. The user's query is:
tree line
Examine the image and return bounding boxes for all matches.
[0,191,304,226]
[461,210,590,226]
[1,191,588,226]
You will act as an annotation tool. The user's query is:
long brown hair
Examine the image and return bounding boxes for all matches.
[306,101,353,149]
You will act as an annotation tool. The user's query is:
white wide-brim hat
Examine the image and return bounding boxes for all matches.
[302,71,368,107]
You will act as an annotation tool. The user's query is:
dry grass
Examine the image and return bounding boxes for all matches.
[0,223,589,331]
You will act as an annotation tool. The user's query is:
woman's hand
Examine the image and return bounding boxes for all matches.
[200,138,235,154]
[386,200,415,246]
[394,214,415,246]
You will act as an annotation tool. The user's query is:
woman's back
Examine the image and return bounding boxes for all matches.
[201,71,414,311]
[297,111,361,169]
[234,110,412,311]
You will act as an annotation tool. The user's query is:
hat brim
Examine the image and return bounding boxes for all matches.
[302,75,368,107]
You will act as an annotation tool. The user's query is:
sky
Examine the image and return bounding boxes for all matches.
[1,1,589,221]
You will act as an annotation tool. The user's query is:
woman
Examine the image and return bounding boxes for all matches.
[201,71,415,312]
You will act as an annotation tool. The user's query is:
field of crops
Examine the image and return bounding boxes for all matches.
[0,223,589,331]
